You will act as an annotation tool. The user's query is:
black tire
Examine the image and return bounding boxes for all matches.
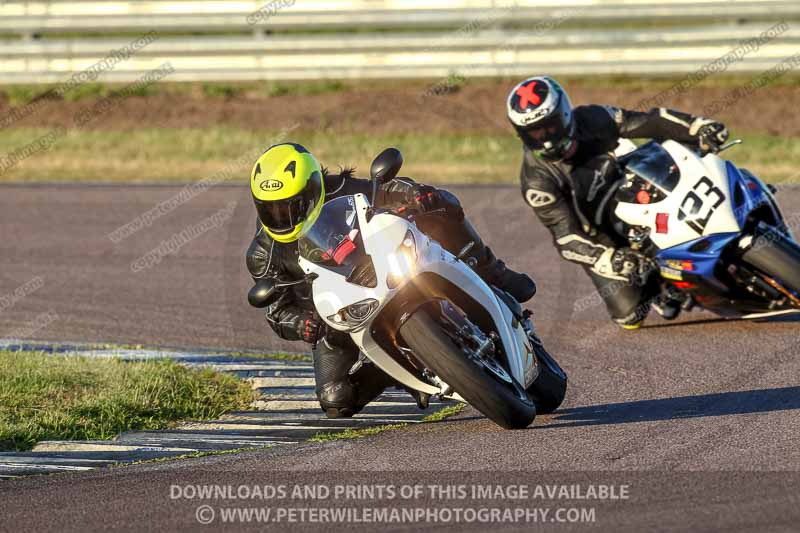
[400,310,536,429]
[527,344,567,415]
[742,225,800,296]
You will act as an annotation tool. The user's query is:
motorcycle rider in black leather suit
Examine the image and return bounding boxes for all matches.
[246,142,536,417]
[507,76,729,328]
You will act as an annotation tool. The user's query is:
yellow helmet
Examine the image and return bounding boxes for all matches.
[250,142,324,243]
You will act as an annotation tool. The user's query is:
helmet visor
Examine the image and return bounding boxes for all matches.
[255,171,322,234]
[518,113,571,151]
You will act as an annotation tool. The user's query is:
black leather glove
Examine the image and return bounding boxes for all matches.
[611,248,655,285]
[592,247,654,285]
[696,121,729,154]
[409,184,442,213]
[296,312,324,344]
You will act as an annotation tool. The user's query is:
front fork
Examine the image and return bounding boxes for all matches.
[423,299,522,386]
[429,300,497,359]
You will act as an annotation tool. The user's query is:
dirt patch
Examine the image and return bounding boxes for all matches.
[1,79,798,137]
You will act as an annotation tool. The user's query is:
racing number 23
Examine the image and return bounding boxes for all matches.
[677,176,725,235]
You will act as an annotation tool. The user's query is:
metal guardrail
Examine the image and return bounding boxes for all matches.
[3,24,799,56]
[2,24,797,83]
[1,0,799,34]
[0,1,798,83]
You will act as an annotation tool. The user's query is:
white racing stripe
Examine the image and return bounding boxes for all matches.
[0,463,96,471]
[741,309,800,319]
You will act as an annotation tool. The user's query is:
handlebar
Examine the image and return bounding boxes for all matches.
[698,138,743,157]
[717,138,743,153]
[273,273,317,289]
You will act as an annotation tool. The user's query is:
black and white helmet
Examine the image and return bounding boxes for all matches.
[507,76,575,160]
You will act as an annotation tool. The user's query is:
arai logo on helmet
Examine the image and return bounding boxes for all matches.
[260,179,284,192]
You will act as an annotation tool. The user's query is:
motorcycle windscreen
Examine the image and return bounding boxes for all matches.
[621,141,681,192]
[297,195,368,275]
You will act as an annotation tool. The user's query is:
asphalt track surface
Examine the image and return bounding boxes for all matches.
[1,183,800,532]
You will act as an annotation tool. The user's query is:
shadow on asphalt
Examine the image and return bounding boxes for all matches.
[541,386,800,429]
[644,313,800,330]
[643,317,733,329]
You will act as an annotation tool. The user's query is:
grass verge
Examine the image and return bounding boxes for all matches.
[4,75,800,105]
[421,403,466,423]
[1,127,798,184]
[0,80,350,106]
[0,350,254,452]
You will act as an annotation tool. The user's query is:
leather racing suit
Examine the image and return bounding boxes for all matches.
[520,106,712,326]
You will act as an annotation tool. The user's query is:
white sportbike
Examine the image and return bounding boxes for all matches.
[296,149,567,429]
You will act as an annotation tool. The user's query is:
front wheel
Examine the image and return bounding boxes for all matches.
[527,342,567,414]
[399,310,536,429]
[741,224,800,298]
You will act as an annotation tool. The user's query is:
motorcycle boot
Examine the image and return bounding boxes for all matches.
[412,190,536,303]
[460,219,537,303]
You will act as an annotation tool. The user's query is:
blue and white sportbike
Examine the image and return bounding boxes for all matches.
[613,139,800,319]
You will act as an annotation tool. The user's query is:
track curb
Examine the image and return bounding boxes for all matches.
[0,342,452,479]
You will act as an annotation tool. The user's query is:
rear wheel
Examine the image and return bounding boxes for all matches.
[400,310,536,429]
[741,224,800,299]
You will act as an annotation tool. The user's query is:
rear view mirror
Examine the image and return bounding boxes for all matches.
[248,278,278,308]
[369,148,403,184]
